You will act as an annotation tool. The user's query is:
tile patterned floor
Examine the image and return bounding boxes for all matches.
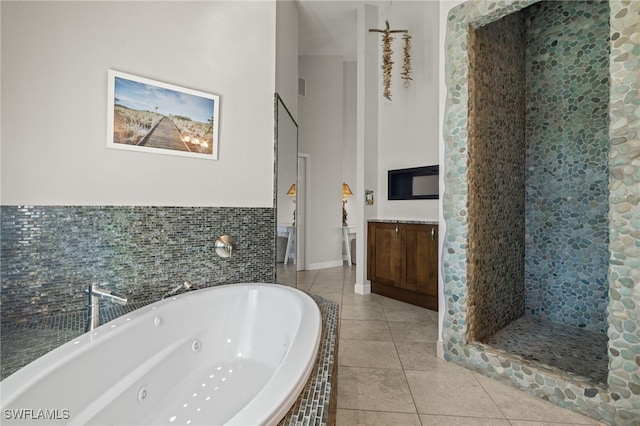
[293,265,604,426]
[486,315,609,387]
[3,263,607,426]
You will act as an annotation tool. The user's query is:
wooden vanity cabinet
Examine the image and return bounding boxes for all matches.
[367,221,438,310]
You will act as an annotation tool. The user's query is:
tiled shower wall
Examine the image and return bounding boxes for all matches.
[523,0,610,333]
[466,0,611,339]
[467,11,526,343]
[0,206,276,325]
[443,0,640,424]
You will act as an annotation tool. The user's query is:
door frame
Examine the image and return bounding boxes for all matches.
[297,153,311,271]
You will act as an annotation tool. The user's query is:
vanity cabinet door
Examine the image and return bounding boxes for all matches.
[400,224,438,297]
[367,222,401,287]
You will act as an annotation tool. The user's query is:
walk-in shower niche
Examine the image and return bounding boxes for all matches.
[467,0,610,383]
[443,0,639,424]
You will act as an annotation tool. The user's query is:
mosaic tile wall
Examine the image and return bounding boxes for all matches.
[467,10,527,343]
[442,0,640,424]
[0,206,276,325]
[523,0,611,333]
[607,0,640,418]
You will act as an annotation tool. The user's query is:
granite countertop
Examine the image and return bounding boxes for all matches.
[368,219,439,225]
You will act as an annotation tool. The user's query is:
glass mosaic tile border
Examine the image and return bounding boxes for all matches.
[1,205,276,325]
[279,295,339,426]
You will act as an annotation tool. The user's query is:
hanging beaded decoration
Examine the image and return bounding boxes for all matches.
[369,20,409,101]
[401,33,412,88]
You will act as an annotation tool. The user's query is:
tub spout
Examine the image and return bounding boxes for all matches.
[162,281,193,299]
[184,280,205,291]
[86,284,128,332]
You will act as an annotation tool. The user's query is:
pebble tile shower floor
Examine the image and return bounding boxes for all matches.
[486,316,609,387]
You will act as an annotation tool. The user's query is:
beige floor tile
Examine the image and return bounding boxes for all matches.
[295,282,313,291]
[383,305,434,323]
[296,271,318,282]
[337,366,416,413]
[378,295,424,306]
[425,309,439,323]
[509,422,605,426]
[341,303,386,321]
[420,414,512,425]
[382,297,431,322]
[388,321,439,342]
[338,339,402,369]
[395,341,438,370]
[341,292,385,306]
[310,281,345,293]
[337,409,421,426]
[405,369,505,418]
[474,374,602,424]
[343,275,357,284]
[310,290,343,304]
[413,357,475,373]
[310,266,606,426]
[340,319,392,341]
[314,273,345,282]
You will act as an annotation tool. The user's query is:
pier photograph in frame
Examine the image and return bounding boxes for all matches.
[107,70,220,160]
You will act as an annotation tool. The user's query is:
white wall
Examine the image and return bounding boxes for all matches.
[356,3,380,292]
[276,0,299,119]
[342,61,358,229]
[376,0,440,222]
[276,0,300,227]
[298,55,345,269]
[1,1,276,207]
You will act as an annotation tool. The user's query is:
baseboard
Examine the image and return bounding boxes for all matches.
[354,282,371,295]
[307,260,344,270]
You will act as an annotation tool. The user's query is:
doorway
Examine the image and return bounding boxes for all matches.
[297,153,310,271]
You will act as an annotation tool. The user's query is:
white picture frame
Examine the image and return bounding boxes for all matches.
[107,70,220,160]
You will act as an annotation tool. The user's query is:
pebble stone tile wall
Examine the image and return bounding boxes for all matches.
[467,9,527,343]
[524,0,611,333]
[442,1,640,425]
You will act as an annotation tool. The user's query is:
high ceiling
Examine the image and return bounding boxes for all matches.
[296,0,390,62]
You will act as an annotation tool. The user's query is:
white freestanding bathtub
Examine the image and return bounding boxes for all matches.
[0,284,322,425]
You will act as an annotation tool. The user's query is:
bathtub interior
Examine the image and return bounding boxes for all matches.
[1,284,320,425]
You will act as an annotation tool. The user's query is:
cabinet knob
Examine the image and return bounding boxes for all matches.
[431,228,435,240]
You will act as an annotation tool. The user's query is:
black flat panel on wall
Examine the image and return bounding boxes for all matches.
[388,165,439,200]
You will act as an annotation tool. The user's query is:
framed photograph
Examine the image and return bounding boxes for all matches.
[107,70,220,160]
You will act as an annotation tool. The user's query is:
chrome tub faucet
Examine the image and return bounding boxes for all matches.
[86,284,128,332]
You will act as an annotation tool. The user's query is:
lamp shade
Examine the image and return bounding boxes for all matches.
[342,183,353,226]
[342,183,353,198]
